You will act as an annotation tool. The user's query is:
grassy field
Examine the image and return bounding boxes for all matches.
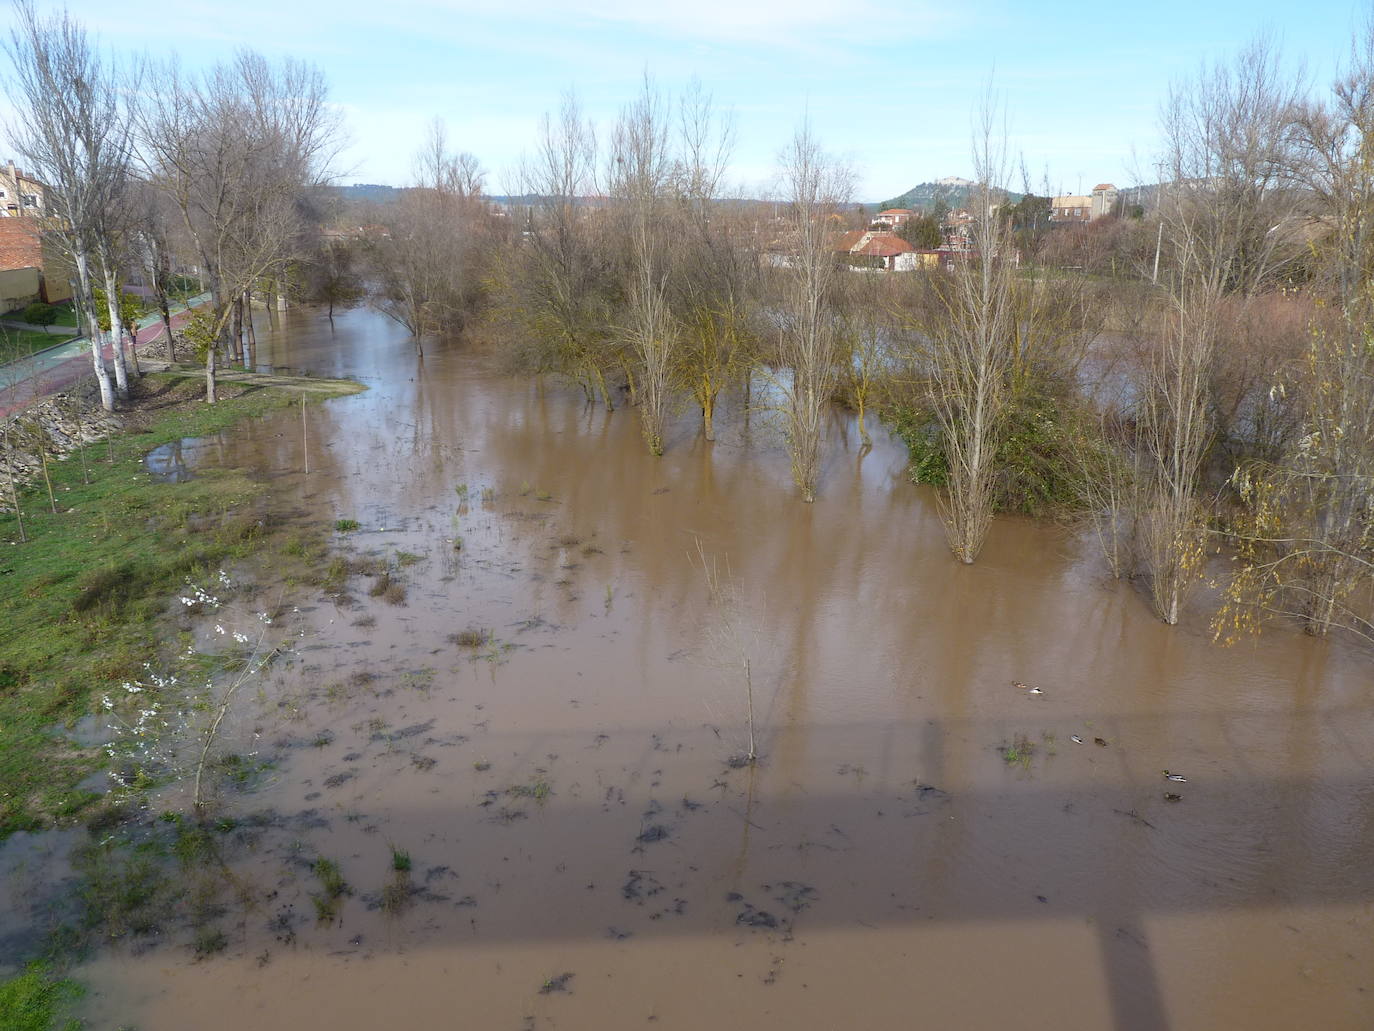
[0,372,362,840]
[0,327,71,365]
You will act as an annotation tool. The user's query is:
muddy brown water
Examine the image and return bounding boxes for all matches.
[14,307,1374,1029]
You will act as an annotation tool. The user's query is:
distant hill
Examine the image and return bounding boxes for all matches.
[876,177,1022,212]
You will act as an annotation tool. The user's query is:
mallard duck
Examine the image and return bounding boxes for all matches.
[1163,771,1187,782]
[1094,738,1107,747]
[1012,681,1044,696]
[1163,792,1182,802]
[1071,735,1084,744]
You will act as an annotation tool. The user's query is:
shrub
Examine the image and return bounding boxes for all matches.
[20,302,56,328]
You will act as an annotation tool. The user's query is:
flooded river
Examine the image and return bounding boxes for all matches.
[44,308,1374,1028]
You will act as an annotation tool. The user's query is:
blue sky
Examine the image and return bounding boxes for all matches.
[15,0,1368,201]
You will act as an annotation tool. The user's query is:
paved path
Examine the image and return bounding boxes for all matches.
[0,294,211,418]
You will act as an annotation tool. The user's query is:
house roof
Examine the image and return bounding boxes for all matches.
[1051,195,1091,207]
[833,229,867,252]
[1092,183,1117,193]
[856,233,914,257]
[877,208,914,216]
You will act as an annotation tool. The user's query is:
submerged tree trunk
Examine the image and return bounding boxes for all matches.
[243,292,256,367]
[231,296,243,363]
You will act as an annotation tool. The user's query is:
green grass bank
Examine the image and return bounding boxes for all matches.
[0,372,363,840]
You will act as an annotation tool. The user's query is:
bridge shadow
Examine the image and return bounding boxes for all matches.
[167,707,1374,1031]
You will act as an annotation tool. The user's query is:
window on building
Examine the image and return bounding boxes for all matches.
[21,194,38,207]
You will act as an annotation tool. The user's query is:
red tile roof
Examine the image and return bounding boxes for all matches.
[856,233,914,257]
[1092,183,1116,192]
[833,229,867,252]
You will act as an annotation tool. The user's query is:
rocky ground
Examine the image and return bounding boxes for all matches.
[0,378,121,509]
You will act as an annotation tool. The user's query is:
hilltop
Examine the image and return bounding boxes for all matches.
[876,177,1022,212]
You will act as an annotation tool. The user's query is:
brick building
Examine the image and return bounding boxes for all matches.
[0,218,72,305]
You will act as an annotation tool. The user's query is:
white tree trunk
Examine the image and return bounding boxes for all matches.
[74,249,115,411]
[97,243,129,399]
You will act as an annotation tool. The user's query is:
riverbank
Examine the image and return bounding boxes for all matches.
[0,370,364,840]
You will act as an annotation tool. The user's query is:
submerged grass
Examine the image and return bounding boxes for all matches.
[1002,733,1035,770]
[311,856,351,923]
[449,627,487,648]
[0,373,362,840]
[507,776,553,804]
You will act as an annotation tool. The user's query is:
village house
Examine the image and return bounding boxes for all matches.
[939,209,977,250]
[833,229,918,271]
[0,161,45,217]
[1049,194,1091,223]
[1050,183,1118,223]
[870,208,915,230]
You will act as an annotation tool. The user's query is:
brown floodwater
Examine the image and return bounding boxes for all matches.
[39,307,1374,1028]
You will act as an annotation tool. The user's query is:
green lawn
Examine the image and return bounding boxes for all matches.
[0,327,71,365]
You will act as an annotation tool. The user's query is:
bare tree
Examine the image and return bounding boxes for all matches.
[1157,38,1307,298]
[1216,25,1374,643]
[1136,38,1302,622]
[4,0,133,410]
[497,92,620,406]
[128,179,181,360]
[369,119,489,354]
[1136,288,1215,623]
[610,78,675,455]
[304,234,365,329]
[775,121,851,503]
[142,51,339,400]
[836,273,889,449]
[921,99,1018,562]
[670,81,753,443]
